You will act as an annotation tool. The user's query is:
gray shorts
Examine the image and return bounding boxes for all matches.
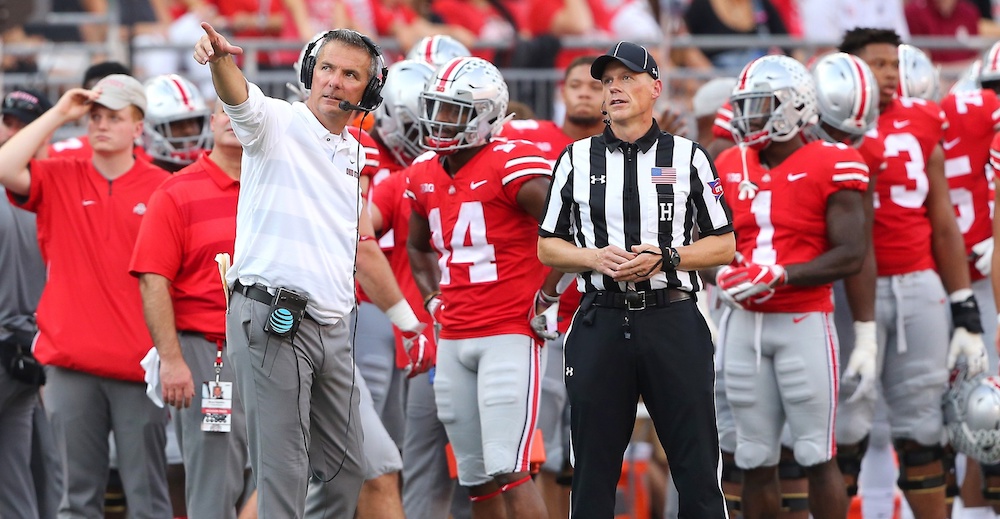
[722,309,839,469]
[836,270,949,446]
[434,334,544,486]
[537,333,569,473]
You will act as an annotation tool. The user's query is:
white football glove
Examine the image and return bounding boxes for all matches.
[947,327,988,376]
[714,265,739,307]
[972,237,994,276]
[529,290,560,341]
[843,321,878,404]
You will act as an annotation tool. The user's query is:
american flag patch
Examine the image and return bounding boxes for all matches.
[651,167,677,184]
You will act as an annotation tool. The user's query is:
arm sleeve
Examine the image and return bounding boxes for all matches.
[538,144,576,240]
[688,143,734,236]
[222,81,288,157]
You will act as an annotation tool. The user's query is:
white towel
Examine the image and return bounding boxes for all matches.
[140,347,164,408]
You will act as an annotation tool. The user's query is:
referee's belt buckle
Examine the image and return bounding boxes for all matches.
[626,290,647,311]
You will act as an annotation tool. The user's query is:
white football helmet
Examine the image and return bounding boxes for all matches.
[143,74,211,168]
[406,35,471,67]
[419,57,509,153]
[944,367,1000,464]
[374,59,436,165]
[807,52,879,147]
[980,41,1000,86]
[897,44,940,101]
[951,59,982,95]
[730,55,818,149]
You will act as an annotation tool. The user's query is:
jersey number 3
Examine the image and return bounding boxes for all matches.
[428,202,499,285]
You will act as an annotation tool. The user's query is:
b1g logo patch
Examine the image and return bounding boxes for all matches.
[707,178,724,202]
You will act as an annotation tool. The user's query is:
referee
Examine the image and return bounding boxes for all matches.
[537,41,734,518]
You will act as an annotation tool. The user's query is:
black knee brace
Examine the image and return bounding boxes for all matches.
[837,436,869,497]
[981,461,1000,501]
[894,440,946,493]
[778,457,809,513]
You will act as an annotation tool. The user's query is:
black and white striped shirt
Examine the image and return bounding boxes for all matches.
[539,123,733,293]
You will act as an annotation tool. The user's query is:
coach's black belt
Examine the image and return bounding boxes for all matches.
[591,288,691,311]
[232,281,316,322]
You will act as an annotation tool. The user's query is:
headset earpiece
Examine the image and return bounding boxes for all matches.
[299,31,388,111]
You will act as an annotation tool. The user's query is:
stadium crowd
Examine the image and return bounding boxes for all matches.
[9,1,1000,519]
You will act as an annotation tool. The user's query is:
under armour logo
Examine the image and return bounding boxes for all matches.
[565,366,574,377]
[591,175,606,185]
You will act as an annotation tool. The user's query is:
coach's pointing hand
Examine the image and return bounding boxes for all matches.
[193,22,243,65]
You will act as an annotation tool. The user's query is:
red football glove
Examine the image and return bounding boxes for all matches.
[717,262,786,303]
[401,323,434,378]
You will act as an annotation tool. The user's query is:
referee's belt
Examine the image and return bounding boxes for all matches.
[591,288,691,311]
[232,281,317,322]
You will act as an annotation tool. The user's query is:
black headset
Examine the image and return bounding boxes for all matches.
[298,30,388,111]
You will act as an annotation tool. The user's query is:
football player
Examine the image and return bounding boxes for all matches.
[407,56,551,517]
[713,55,869,519]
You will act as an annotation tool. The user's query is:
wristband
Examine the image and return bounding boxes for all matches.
[852,321,876,346]
[949,288,974,303]
[386,300,421,332]
[537,290,560,304]
[423,290,441,310]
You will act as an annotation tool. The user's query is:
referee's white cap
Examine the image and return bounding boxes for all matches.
[591,41,659,81]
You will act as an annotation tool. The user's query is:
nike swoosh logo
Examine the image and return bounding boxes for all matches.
[787,173,808,182]
[82,200,96,206]
[470,180,488,190]
[893,120,910,129]
[793,315,808,324]
[943,138,960,151]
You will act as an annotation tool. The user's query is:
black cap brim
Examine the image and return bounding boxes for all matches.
[1,108,36,125]
[590,55,653,80]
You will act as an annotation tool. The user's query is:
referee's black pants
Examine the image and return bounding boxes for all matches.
[564,294,727,519]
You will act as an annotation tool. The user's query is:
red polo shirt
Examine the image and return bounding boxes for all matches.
[10,157,169,382]
[129,155,239,337]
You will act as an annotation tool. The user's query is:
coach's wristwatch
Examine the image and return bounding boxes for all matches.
[663,247,681,270]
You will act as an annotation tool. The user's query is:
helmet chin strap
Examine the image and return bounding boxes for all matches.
[737,142,759,201]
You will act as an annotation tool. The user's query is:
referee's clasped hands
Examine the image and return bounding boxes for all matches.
[596,244,663,282]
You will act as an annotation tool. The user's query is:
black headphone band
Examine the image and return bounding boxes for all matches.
[299,30,388,111]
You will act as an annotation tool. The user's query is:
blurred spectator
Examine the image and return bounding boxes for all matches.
[905,0,980,64]
[83,61,131,89]
[969,0,1000,37]
[683,0,789,72]
[430,0,521,63]
[372,0,476,61]
[768,0,802,36]
[796,0,909,46]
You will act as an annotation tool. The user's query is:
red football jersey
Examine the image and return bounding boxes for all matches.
[715,140,869,312]
[348,126,392,304]
[500,120,575,163]
[872,97,948,276]
[370,169,437,368]
[858,133,887,178]
[407,140,551,339]
[497,118,581,331]
[941,88,1000,282]
[713,101,735,141]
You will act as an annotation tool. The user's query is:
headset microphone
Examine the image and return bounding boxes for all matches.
[339,100,373,112]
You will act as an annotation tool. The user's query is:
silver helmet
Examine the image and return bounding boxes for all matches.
[980,41,1000,86]
[374,59,436,165]
[419,57,509,153]
[951,59,982,95]
[807,52,879,146]
[944,367,1000,464]
[897,44,940,101]
[142,74,211,168]
[406,35,471,67]
[730,55,818,149]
